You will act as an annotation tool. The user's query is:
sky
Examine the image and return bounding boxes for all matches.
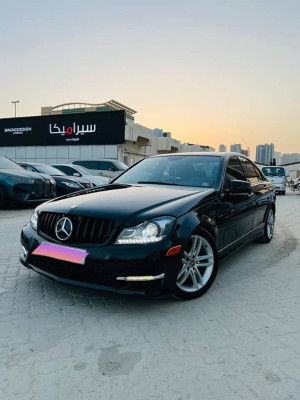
[1,0,299,157]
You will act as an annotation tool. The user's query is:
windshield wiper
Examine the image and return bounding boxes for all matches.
[137,181,181,186]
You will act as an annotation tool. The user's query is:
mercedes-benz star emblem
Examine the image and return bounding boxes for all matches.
[55,217,73,241]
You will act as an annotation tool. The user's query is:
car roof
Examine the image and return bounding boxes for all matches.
[150,152,249,159]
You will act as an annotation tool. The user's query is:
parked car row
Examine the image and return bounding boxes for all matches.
[0,156,110,208]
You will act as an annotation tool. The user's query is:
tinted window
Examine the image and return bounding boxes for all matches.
[262,167,285,177]
[226,157,246,181]
[99,161,114,171]
[35,165,65,175]
[239,158,259,183]
[254,165,267,181]
[22,165,36,172]
[55,165,79,175]
[74,161,99,169]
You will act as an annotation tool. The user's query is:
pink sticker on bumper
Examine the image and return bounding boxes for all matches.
[32,243,88,265]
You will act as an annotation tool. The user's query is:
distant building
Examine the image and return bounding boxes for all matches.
[274,151,281,165]
[230,144,242,153]
[180,143,215,152]
[219,144,226,152]
[256,143,274,164]
[241,149,250,157]
[281,153,300,164]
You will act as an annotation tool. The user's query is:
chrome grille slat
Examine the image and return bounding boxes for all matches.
[38,212,114,244]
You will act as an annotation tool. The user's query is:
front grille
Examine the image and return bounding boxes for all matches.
[44,180,51,197]
[34,179,43,197]
[38,212,115,244]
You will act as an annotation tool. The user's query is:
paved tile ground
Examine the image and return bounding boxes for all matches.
[0,192,300,400]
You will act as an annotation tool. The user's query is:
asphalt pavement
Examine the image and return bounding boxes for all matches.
[0,191,299,400]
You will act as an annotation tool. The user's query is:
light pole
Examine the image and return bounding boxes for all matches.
[11,100,19,118]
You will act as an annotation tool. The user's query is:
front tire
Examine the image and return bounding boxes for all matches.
[174,229,218,300]
[0,186,8,209]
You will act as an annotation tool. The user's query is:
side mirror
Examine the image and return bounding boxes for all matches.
[73,172,81,177]
[109,167,116,172]
[229,180,251,195]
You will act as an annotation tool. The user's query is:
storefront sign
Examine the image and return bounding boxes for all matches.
[0,111,125,146]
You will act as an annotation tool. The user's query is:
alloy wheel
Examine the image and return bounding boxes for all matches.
[176,235,214,293]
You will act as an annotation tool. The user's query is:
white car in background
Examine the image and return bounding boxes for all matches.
[72,159,128,178]
[261,166,287,195]
[52,164,109,186]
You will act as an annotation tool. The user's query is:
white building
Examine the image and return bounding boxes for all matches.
[281,153,300,164]
[219,144,226,152]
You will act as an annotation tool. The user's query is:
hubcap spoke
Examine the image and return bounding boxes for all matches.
[189,269,199,289]
[193,267,204,287]
[177,268,190,286]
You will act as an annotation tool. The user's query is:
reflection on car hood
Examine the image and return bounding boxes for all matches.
[38,184,216,225]
[0,169,45,180]
[52,175,90,184]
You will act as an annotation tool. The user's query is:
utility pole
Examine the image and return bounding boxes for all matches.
[11,100,19,118]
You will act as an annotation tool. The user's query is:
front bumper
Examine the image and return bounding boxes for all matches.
[272,183,286,192]
[20,223,182,296]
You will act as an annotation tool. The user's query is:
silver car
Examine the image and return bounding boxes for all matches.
[52,164,109,186]
[72,159,128,178]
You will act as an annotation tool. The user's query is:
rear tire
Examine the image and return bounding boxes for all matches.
[174,229,218,300]
[256,207,275,243]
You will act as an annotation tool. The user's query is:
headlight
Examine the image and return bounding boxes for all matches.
[115,216,175,245]
[61,181,82,189]
[10,177,35,184]
[30,209,39,230]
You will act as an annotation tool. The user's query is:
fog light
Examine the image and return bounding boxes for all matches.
[126,276,155,281]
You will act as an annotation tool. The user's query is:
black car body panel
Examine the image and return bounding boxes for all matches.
[20,152,276,296]
[0,157,56,206]
[18,162,93,196]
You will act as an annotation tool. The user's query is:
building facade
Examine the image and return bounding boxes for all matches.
[230,144,242,153]
[255,143,274,164]
[0,100,215,166]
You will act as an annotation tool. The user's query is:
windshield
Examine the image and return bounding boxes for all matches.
[114,155,221,188]
[114,161,128,171]
[262,167,285,177]
[0,157,23,170]
[74,165,98,175]
[35,165,65,175]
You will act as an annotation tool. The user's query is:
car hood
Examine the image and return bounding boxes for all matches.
[38,184,216,226]
[51,175,90,184]
[0,169,45,180]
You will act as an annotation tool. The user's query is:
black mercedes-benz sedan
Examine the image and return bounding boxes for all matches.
[0,156,56,208]
[20,153,276,300]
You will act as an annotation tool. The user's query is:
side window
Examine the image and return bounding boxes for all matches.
[100,161,115,171]
[24,165,35,172]
[254,165,266,181]
[78,161,98,169]
[55,165,68,174]
[226,157,246,182]
[239,158,259,183]
[66,166,80,175]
